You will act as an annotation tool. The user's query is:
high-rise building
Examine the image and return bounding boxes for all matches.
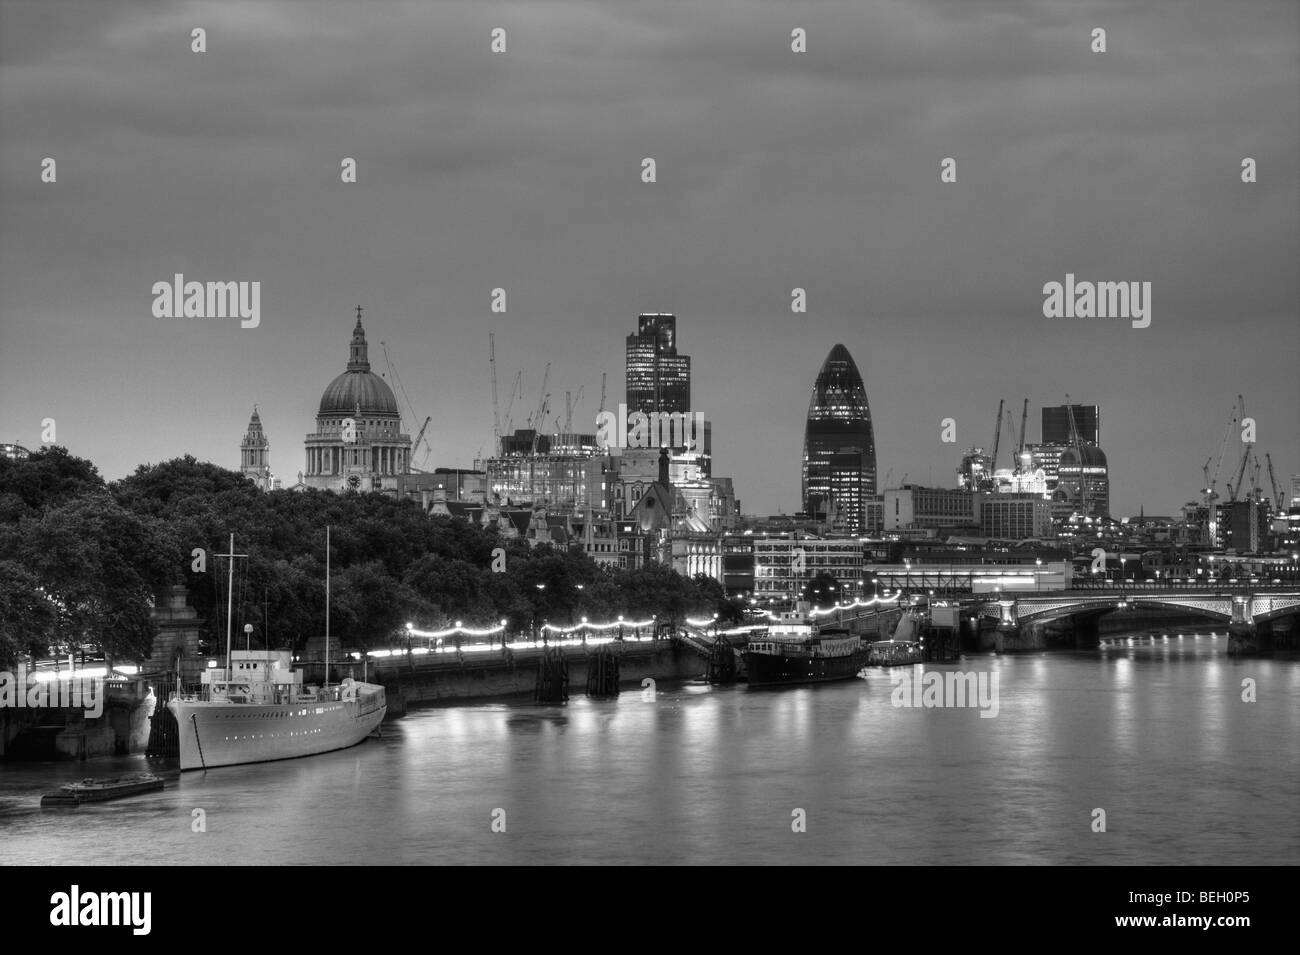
[1042,404,1100,446]
[1054,445,1110,519]
[240,407,273,490]
[802,344,877,534]
[625,313,691,414]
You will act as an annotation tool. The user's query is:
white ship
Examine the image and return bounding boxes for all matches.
[167,530,386,771]
[168,651,385,770]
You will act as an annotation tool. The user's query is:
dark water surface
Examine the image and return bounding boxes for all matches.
[3,631,1297,865]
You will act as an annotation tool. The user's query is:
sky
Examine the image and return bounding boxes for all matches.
[1,0,1297,517]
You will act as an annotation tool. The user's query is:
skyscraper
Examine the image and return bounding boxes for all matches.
[802,344,877,534]
[1041,404,1100,446]
[625,313,691,414]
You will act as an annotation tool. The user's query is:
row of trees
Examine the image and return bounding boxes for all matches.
[0,448,742,669]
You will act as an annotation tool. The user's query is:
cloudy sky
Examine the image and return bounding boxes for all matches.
[1,0,1296,517]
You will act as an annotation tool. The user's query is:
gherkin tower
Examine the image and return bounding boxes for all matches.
[802,344,876,533]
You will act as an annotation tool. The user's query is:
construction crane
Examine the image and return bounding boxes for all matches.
[1266,453,1284,512]
[563,385,585,432]
[410,416,432,473]
[598,373,607,415]
[381,340,433,470]
[1201,401,1237,545]
[502,370,522,435]
[1227,395,1251,502]
[529,363,551,453]
[1002,405,1022,471]
[1017,398,1029,460]
[988,399,1005,484]
[1064,395,1090,516]
[489,333,501,441]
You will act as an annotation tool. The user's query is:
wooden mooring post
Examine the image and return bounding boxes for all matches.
[706,635,738,684]
[922,625,959,662]
[585,645,620,698]
[534,648,569,704]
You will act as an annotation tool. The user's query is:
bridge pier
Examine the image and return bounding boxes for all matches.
[993,623,1045,653]
[1227,619,1299,655]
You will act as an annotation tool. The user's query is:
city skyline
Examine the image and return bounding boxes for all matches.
[1,0,1297,518]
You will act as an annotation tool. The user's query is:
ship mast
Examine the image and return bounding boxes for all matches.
[324,525,331,691]
[218,533,246,684]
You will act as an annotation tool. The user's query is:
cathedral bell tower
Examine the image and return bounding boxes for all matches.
[240,406,271,490]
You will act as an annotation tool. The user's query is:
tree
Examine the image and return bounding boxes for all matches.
[0,560,60,669]
[0,446,104,514]
[803,571,841,606]
[1,493,179,665]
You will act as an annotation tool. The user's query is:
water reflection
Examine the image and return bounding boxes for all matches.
[0,628,1295,865]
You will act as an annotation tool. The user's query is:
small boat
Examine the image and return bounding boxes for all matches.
[863,612,925,667]
[865,640,925,667]
[41,773,165,808]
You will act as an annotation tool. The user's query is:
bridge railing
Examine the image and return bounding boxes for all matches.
[1065,578,1296,592]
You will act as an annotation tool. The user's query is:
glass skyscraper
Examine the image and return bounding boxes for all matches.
[802,344,877,533]
[625,313,691,414]
[1041,404,1100,446]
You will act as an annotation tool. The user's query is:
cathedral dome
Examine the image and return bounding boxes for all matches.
[319,370,399,415]
[317,313,400,416]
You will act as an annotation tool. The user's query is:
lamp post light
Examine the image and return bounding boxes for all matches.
[1035,557,1042,593]
[618,614,624,642]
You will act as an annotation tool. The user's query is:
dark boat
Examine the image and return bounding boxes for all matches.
[40,773,165,808]
[743,604,869,687]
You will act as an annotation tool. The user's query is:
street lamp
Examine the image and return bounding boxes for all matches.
[1035,557,1042,593]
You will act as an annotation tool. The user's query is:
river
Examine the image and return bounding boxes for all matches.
[2,629,1297,865]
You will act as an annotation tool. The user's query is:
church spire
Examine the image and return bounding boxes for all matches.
[347,306,370,372]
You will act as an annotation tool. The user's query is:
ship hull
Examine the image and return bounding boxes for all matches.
[167,685,386,771]
[743,649,871,687]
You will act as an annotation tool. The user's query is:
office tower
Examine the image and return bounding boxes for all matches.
[1042,404,1100,446]
[625,313,691,414]
[802,344,877,534]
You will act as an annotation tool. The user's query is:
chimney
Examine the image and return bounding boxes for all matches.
[658,447,670,486]
[420,489,430,512]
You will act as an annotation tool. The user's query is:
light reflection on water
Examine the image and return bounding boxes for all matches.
[1,633,1296,865]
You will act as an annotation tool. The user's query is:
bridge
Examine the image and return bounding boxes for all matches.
[967,584,1300,654]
